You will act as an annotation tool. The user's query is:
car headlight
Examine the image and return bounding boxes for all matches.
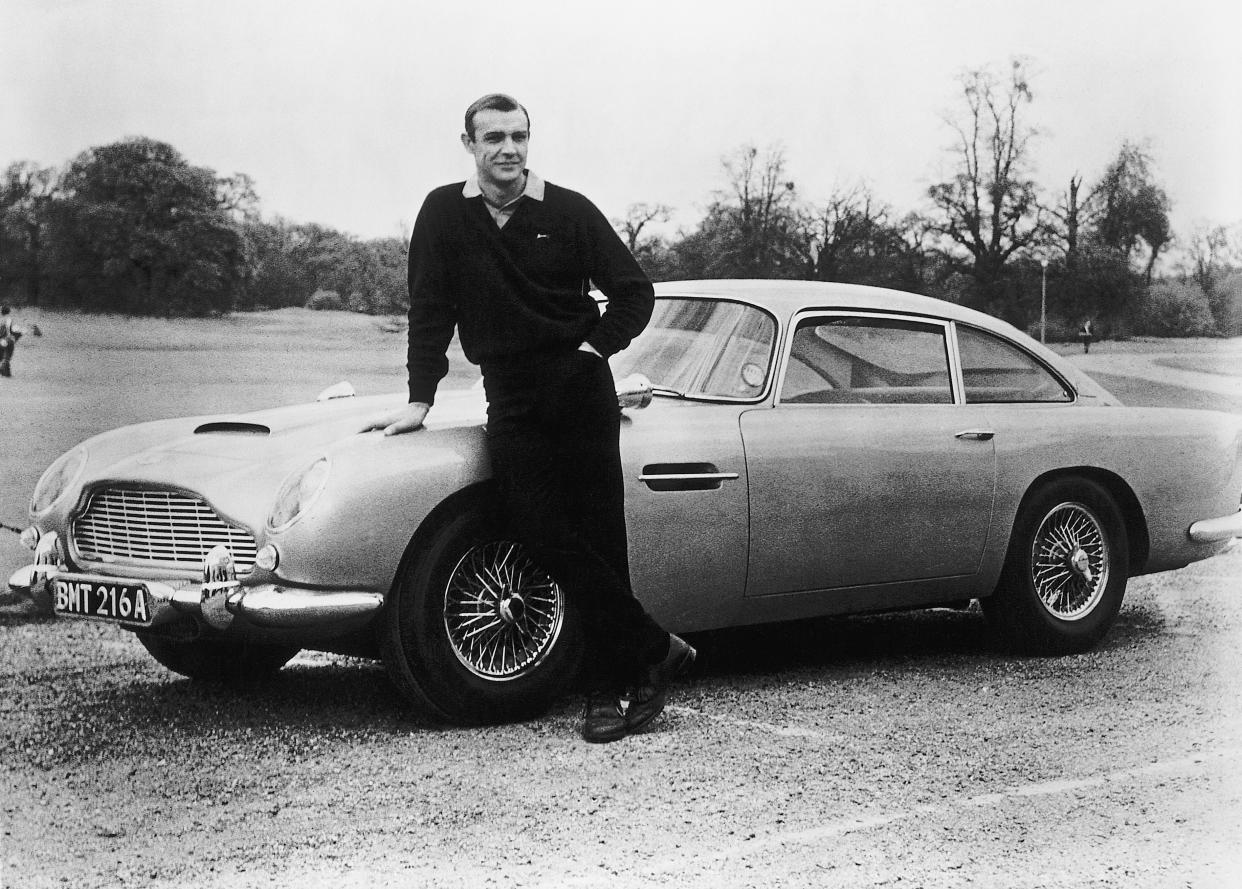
[267,457,330,532]
[31,447,88,515]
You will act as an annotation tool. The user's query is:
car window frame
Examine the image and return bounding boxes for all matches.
[775,310,1081,408]
[617,293,782,405]
[952,322,1077,405]
[776,310,959,406]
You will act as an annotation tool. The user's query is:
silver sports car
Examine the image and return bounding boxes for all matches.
[11,281,1242,723]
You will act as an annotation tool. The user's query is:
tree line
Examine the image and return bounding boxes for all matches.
[620,62,1241,340]
[0,137,407,317]
[2,60,1240,339]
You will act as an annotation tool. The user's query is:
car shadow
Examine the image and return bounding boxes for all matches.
[684,606,995,679]
[683,599,1170,679]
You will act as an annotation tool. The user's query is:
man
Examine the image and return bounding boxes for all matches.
[363,94,694,743]
[1078,318,1094,354]
[0,306,20,378]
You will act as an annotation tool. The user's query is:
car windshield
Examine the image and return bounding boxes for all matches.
[611,297,776,399]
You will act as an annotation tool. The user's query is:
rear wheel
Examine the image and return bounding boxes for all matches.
[983,477,1129,654]
[136,633,300,682]
[379,503,583,724]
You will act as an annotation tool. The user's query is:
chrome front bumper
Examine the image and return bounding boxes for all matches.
[1189,508,1242,544]
[8,532,382,632]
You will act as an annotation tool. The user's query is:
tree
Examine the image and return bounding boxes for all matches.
[799,185,922,290]
[52,137,245,314]
[217,172,260,224]
[0,161,59,305]
[1090,141,1171,283]
[1045,173,1085,271]
[926,59,1044,310]
[613,202,672,253]
[675,144,804,279]
[1184,222,1242,333]
[242,217,408,314]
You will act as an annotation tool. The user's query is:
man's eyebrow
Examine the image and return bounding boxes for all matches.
[480,128,529,139]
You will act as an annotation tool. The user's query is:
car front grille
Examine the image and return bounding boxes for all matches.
[72,486,257,573]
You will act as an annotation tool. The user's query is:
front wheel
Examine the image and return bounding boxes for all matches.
[983,477,1129,655]
[136,633,300,682]
[379,503,583,724]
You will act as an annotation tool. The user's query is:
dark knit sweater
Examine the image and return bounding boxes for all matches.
[405,180,654,405]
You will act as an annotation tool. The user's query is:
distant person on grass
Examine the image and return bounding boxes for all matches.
[1079,318,1094,354]
[0,306,21,378]
[362,93,694,743]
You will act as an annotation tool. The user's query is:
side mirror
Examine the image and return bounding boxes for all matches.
[316,381,356,402]
[616,373,653,410]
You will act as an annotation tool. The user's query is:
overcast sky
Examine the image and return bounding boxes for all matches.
[3,0,1239,248]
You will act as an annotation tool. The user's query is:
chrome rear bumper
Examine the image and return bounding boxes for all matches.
[1188,508,1242,544]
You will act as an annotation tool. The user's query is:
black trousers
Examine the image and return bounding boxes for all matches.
[481,347,669,687]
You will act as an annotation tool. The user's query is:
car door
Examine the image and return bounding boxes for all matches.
[741,312,997,597]
[619,401,751,632]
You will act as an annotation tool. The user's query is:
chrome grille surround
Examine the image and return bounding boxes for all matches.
[71,486,257,574]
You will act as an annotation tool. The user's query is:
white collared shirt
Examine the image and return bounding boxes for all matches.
[463,171,546,228]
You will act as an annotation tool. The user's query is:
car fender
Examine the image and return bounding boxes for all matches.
[263,425,492,595]
[986,406,1242,576]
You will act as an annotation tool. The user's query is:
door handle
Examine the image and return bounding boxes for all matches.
[639,463,739,491]
[955,430,995,441]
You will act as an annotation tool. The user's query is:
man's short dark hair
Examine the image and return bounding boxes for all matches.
[464,94,530,140]
[0,306,9,316]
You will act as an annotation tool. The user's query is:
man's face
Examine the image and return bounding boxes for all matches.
[462,108,529,190]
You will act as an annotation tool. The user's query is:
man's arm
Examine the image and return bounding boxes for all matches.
[405,192,457,406]
[362,192,455,436]
[577,196,654,358]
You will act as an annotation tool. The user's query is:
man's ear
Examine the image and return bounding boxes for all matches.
[460,132,474,153]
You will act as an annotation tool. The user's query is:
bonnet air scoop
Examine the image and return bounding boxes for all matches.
[194,422,271,436]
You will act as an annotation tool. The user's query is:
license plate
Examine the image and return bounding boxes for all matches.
[54,575,152,625]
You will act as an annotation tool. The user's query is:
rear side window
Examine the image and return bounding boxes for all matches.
[782,316,952,405]
[957,326,1073,403]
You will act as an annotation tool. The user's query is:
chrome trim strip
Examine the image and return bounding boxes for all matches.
[638,472,740,482]
[1188,509,1242,544]
[946,321,966,405]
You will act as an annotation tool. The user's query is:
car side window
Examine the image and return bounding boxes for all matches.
[782,316,952,405]
[957,326,1073,403]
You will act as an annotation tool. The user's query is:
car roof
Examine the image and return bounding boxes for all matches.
[652,279,1010,333]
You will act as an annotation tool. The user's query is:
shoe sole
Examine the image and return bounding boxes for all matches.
[582,726,629,744]
[627,643,696,735]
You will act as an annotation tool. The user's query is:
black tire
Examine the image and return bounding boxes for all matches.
[379,503,584,725]
[983,477,1129,655]
[136,633,300,683]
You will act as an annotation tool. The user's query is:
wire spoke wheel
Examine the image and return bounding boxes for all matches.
[1030,501,1110,621]
[443,540,564,680]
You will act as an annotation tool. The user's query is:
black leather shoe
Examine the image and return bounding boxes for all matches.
[581,692,630,744]
[623,634,696,733]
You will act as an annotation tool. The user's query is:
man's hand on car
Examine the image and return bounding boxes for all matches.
[361,402,430,436]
